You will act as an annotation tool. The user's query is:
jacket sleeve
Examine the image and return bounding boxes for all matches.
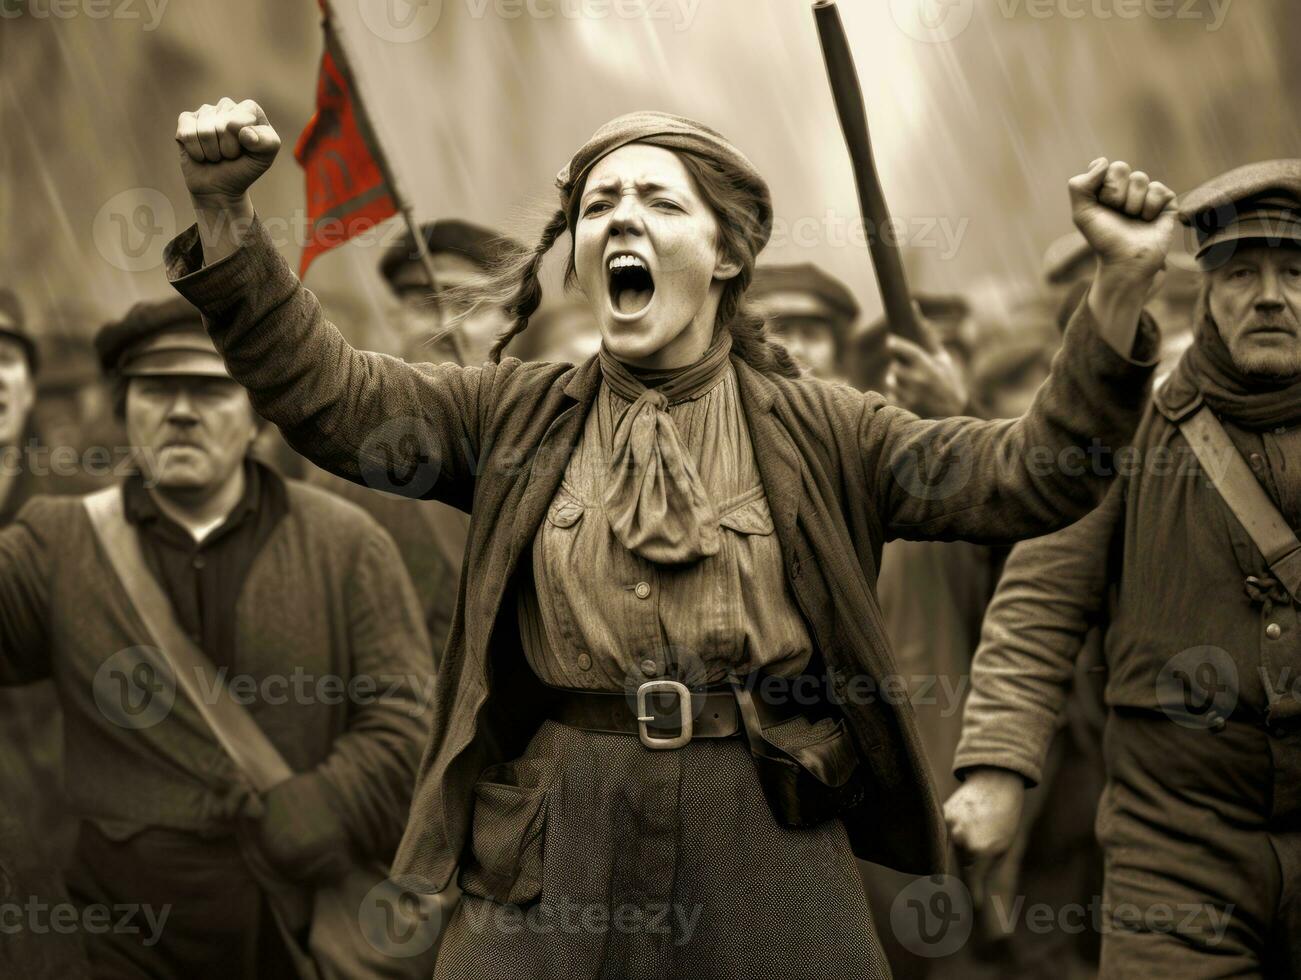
[951,480,1123,785]
[0,498,55,686]
[164,218,501,513]
[313,528,434,863]
[861,293,1156,543]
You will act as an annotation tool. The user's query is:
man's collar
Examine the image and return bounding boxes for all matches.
[124,456,266,531]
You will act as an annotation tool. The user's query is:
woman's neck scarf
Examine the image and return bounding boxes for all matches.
[1166,286,1301,429]
[598,335,733,565]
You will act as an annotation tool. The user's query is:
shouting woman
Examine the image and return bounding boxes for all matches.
[168,98,1172,978]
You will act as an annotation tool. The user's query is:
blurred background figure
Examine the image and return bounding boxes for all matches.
[302,218,525,664]
[0,290,39,483]
[968,312,1061,420]
[1042,230,1098,332]
[1041,229,1201,385]
[503,295,603,364]
[32,327,118,485]
[864,292,1088,979]
[1149,251,1202,386]
[750,262,859,381]
[0,288,90,979]
[851,292,974,400]
[383,218,522,366]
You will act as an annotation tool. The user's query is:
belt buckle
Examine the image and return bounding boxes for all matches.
[636,679,692,750]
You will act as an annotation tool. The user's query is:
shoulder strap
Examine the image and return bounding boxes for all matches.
[83,486,294,793]
[1179,407,1301,602]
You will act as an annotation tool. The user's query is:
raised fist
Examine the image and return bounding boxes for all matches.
[176,98,281,204]
[1069,158,1178,280]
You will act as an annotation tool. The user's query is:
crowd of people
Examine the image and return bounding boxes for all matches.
[0,92,1297,980]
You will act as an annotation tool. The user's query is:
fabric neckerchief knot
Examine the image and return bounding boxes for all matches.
[598,335,733,565]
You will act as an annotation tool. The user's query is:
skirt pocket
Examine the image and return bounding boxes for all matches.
[458,760,550,906]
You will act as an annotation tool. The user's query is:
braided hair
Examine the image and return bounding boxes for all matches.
[487,208,571,361]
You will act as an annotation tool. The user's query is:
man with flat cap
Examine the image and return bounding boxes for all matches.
[948,160,1301,976]
[0,296,433,978]
[749,261,860,381]
[381,217,522,367]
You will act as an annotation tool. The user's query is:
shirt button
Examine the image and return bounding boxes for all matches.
[576,653,592,671]
[193,556,206,570]
[1267,623,1282,640]
[1249,452,1265,470]
[640,659,658,677]
[634,581,651,600]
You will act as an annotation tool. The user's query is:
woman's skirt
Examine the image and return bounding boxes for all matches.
[434,719,892,980]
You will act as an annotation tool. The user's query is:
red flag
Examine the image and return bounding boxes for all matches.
[294,14,396,276]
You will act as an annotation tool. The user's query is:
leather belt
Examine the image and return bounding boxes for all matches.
[547,679,802,750]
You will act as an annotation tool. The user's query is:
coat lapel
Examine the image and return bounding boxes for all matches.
[733,358,803,569]
[507,354,604,569]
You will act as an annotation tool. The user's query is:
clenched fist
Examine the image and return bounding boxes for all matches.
[176,97,281,205]
[943,766,1025,907]
[1069,158,1178,280]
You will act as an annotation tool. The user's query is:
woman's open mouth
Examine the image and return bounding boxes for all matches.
[607,253,655,319]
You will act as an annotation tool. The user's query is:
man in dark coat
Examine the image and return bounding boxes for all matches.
[949,160,1301,977]
[0,297,433,979]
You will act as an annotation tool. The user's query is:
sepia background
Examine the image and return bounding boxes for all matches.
[3,0,1300,351]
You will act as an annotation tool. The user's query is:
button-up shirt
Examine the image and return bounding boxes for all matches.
[518,365,813,690]
[123,460,287,670]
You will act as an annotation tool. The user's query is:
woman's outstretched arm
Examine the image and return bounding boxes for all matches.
[861,159,1172,543]
[166,98,492,510]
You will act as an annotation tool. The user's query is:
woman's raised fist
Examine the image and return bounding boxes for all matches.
[176,97,281,204]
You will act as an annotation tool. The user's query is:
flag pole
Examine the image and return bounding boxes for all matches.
[319,0,468,364]
[811,0,929,350]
